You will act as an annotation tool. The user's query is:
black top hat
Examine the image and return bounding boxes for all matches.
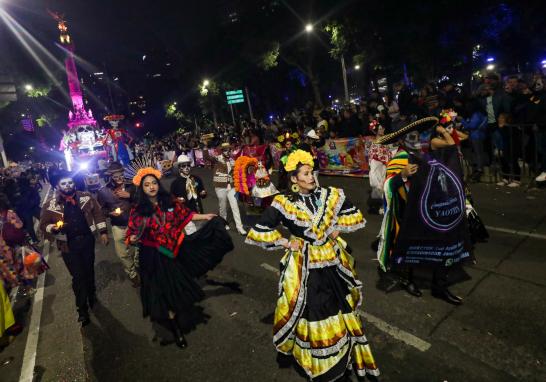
[50,169,73,186]
[105,162,124,174]
[375,117,439,145]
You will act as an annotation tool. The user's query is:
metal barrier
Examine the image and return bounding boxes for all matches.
[488,123,542,188]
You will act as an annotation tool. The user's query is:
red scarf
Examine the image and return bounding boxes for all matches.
[60,193,77,206]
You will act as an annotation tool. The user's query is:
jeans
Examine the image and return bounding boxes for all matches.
[500,127,521,181]
[214,187,244,231]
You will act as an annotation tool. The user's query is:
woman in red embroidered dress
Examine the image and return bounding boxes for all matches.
[127,168,233,348]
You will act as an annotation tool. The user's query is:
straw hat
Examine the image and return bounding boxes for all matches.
[375,117,439,145]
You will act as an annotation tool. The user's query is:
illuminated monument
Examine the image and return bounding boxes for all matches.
[51,12,106,170]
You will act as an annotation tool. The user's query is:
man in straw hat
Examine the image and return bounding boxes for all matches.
[376,117,471,305]
[96,162,139,287]
[204,142,246,235]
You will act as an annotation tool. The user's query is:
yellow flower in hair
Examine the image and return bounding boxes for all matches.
[284,149,314,172]
[133,167,162,186]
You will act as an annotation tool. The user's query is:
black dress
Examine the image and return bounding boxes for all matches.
[128,202,233,322]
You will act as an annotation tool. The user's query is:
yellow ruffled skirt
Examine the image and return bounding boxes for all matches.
[0,282,15,337]
[273,238,379,381]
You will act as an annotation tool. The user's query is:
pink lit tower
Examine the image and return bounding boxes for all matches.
[52,13,97,129]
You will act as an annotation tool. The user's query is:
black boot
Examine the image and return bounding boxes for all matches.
[431,287,463,305]
[77,309,90,327]
[169,319,187,349]
[401,268,422,297]
[403,281,423,297]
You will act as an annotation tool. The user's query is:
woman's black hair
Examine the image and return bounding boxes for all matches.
[286,162,309,201]
[133,174,174,217]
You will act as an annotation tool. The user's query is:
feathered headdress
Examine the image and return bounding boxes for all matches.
[124,155,162,186]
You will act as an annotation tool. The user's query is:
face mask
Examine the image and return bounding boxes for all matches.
[58,178,75,195]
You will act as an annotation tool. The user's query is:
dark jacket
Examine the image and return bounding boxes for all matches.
[170,175,206,213]
[478,91,512,121]
[39,191,107,253]
[96,182,134,227]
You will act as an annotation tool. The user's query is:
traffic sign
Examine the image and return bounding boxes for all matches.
[225,89,244,104]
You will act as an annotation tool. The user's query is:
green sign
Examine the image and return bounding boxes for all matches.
[226,89,244,104]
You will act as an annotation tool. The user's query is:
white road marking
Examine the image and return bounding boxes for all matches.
[260,262,280,275]
[19,184,51,382]
[485,225,546,240]
[19,239,50,382]
[260,261,432,352]
[359,310,431,352]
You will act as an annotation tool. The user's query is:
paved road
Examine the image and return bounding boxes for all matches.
[2,170,545,382]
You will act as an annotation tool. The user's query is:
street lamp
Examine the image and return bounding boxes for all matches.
[486,64,495,71]
[24,84,33,91]
[203,79,210,87]
[354,65,361,70]
[305,23,313,33]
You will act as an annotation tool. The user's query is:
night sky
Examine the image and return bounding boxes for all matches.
[3,0,219,75]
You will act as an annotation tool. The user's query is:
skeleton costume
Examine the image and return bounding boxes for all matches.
[39,172,107,325]
[171,155,207,234]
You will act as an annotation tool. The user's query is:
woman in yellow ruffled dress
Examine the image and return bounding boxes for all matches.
[245,150,379,381]
[0,282,16,341]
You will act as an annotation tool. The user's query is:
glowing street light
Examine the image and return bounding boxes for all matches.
[354,65,361,70]
[305,23,314,33]
[203,79,210,87]
[486,64,495,71]
[24,84,33,91]
[486,57,495,62]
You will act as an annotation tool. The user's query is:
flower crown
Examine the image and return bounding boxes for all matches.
[439,109,457,125]
[369,119,381,133]
[277,132,299,143]
[132,167,162,186]
[284,150,314,172]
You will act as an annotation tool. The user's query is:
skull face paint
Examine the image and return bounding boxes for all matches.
[403,131,422,151]
[58,177,76,195]
[179,163,191,176]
